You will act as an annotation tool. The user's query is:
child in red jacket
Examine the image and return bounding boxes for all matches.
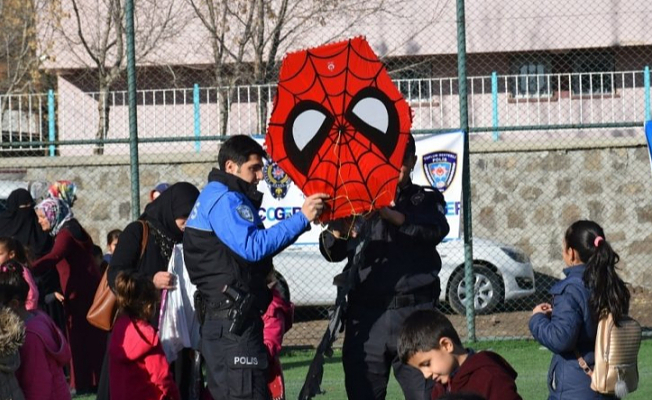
[0,259,71,400]
[398,309,521,400]
[109,271,180,400]
[263,272,294,400]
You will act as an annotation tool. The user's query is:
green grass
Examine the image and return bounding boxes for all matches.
[74,339,652,400]
[281,339,652,400]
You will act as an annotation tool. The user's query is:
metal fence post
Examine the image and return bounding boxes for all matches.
[456,0,476,342]
[491,71,499,141]
[645,66,650,122]
[48,90,55,156]
[126,0,140,220]
[194,83,201,153]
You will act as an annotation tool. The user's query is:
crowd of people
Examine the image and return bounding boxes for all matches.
[0,134,634,400]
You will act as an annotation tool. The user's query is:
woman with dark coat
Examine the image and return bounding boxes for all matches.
[98,182,199,400]
[107,181,199,292]
[0,188,53,258]
[31,197,107,394]
[0,189,65,332]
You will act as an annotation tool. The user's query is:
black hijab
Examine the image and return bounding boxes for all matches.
[0,189,53,258]
[142,181,199,243]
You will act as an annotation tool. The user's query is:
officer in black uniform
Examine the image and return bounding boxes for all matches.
[319,134,450,400]
[184,135,328,400]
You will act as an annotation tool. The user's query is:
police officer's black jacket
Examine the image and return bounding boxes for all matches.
[184,169,309,314]
[319,181,449,298]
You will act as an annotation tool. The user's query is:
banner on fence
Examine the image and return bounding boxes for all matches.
[412,131,465,240]
[257,131,465,243]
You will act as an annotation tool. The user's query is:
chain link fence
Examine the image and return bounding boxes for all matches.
[1,0,651,346]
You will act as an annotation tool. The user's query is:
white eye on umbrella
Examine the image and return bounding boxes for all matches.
[350,97,389,134]
[345,87,400,160]
[283,101,335,175]
[293,109,328,151]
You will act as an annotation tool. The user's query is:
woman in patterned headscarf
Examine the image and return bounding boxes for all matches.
[31,197,107,395]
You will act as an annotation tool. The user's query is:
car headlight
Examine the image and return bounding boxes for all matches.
[500,247,530,263]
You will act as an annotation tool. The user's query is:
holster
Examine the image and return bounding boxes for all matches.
[222,285,255,335]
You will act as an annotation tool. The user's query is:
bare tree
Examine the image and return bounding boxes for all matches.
[0,0,59,151]
[0,0,58,94]
[186,0,256,136]
[187,0,398,136]
[58,0,186,154]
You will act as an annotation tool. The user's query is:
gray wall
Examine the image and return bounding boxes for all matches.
[469,135,652,287]
[4,135,651,287]
[3,153,214,252]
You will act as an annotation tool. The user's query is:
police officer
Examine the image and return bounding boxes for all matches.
[319,134,450,400]
[184,135,328,400]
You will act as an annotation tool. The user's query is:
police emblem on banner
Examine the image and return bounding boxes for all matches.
[422,151,458,192]
[264,161,292,200]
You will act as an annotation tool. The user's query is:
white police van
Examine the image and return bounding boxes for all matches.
[256,158,536,315]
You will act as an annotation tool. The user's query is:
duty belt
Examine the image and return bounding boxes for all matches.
[203,307,231,321]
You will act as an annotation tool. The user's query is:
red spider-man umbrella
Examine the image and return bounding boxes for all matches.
[266,37,412,222]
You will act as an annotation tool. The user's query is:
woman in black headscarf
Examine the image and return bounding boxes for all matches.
[0,189,65,336]
[0,188,52,258]
[107,181,200,291]
[97,182,199,400]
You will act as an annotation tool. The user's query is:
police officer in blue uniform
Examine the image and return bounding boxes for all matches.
[184,135,328,400]
[319,134,450,400]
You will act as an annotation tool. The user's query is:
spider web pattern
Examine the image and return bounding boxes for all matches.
[266,37,412,222]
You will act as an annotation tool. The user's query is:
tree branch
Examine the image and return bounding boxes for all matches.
[70,0,102,67]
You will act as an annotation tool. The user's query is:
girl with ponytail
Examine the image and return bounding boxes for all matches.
[108,271,179,400]
[529,220,630,399]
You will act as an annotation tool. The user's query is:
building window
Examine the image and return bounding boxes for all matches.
[510,58,551,98]
[571,52,614,95]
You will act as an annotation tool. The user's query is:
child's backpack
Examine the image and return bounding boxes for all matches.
[577,313,642,398]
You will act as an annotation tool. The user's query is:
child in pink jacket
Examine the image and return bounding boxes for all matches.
[0,259,71,400]
[0,237,39,310]
[110,271,180,400]
[263,272,294,400]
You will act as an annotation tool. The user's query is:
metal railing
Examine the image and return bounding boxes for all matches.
[1,69,650,156]
[0,92,52,153]
[398,70,649,136]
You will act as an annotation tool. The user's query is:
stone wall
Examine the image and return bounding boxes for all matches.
[2,153,216,253]
[3,136,651,287]
[469,139,652,287]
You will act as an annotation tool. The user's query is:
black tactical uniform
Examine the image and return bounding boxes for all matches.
[320,181,449,400]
